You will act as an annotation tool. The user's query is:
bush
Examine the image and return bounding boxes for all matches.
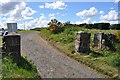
[107,55,120,68]
[83,24,90,29]
[110,24,120,30]
[49,25,64,34]
[115,31,120,40]
[88,24,94,29]
[30,28,41,31]
[115,43,120,54]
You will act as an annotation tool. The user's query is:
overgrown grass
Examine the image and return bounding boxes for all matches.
[37,26,120,78]
[2,53,40,78]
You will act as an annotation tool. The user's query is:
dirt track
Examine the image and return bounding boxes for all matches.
[21,31,104,78]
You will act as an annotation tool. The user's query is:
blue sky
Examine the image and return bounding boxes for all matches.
[0,0,119,29]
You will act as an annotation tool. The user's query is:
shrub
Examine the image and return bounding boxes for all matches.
[99,54,120,73]
[110,24,120,30]
[108,55,120,68]
[30,28,41,31]
[83,24,90,29]
[49,25,64,34]
[115,31,120,40]
[88,24,94,29]
[115,43,120,54]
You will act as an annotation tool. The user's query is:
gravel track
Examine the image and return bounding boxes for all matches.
[21,31,104,78]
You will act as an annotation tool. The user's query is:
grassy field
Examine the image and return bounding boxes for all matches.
[36,26,120,78]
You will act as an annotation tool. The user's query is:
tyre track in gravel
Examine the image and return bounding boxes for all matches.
[21,31,104,78]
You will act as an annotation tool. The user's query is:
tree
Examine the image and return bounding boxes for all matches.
[94,23,110,30]
[48,19,64,33]
[64,21,70,26]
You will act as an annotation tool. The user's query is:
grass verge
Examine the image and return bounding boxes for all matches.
[2,53,40,78]
[37,27,119,79]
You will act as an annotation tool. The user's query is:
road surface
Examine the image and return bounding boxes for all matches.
[21,31,104,78]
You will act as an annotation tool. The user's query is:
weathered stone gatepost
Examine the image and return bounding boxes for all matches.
[75,31,91,53]
[103,33,116,51]
[94,33,104,49]
[4,33,21,57]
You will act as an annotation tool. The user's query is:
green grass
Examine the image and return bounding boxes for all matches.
[2,54,40,78]
[37,26,120,78]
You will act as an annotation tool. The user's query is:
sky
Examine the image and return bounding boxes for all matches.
[0,0,120,29]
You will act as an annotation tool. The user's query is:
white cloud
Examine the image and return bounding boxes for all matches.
[9,2,26,20]
[115,0,120,3]
[1,2,27,20]
[82,18,91,24]
[110,7,114,10]
[1,1,37,29]
[99,20,118,24]
[48,13,55,20]
[92,21,97,24]
[18,14,49,29]
[2,1,36,22]
[22,7,36,17]
[76,7,97,18]
[100,10,118,21]
[57,13,59,15]
[0,22,5,28]
[39,1,67,10]
[22,16,34,20]
[18,18,38,29]
[39,5,44,8]
[75,18,91,24]
[48,13,55,17]
[10,9,23,20]
[0,0,11,3]
[0,2,21,15]
[18,23,25,29]
[99,11,104,14]
[99,10,119,24]
[0,19,16,29]
[35,14,49,27]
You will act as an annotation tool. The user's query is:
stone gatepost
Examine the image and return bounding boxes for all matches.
[94,33,104,49]
[3,33,21,57]
[103,33,116,51]
[75,31,91,53]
